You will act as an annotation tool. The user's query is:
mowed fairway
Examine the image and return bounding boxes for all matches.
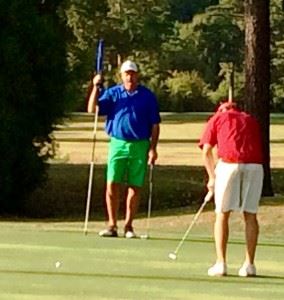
[0,212,284,300]
[1,113,284,299]
[53,113,284,168]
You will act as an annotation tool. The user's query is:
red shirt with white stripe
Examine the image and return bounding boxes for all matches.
[199,108,264,164]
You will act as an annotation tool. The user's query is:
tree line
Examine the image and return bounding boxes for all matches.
[60,0,284,112]
[0,0,280,213]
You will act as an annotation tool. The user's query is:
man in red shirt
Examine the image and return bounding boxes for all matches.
[199,101,264,277]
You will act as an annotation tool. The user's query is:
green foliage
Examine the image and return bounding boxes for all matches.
[57,0,284,113]
[165,71,212,112]
[59,0,173,110]
[209,71,245,104]
[168,0,219,22]
[58,0,109,110]
[215,0,244,15]
[270,0,284,111]
[106,0,172,54]
[160,22,204,73]
[0,0,68,213]
[191,10,244,88]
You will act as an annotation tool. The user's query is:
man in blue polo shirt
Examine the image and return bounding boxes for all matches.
[87,60,161,238]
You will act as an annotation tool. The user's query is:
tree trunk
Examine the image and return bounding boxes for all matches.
[244,0,273,196]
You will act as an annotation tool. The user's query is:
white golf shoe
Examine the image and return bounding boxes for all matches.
[124,226,136,239]
[238,263,256,277]
[98,226,118,237]
[125,231,136,238]
[208,262,227,276]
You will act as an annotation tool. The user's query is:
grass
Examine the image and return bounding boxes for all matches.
[27,112,284,218]
[0,215,283,300]
[53,112,284,167]
[1,112,284,299]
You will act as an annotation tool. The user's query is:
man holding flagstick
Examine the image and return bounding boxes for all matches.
[87,60,161,238]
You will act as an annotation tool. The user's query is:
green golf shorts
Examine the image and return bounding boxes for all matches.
[107,137,150,187]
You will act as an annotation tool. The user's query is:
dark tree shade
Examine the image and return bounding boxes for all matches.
[0,0,69,213]
[244,0,273,196]
[168,0,219,22]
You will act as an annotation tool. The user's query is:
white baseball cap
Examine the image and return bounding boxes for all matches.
[120,60,138,73]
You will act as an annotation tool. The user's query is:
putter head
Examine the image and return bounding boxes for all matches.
[168,253,177,260]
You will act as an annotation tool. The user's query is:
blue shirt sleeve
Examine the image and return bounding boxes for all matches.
[149,93,161,125]
[98,88,113,116]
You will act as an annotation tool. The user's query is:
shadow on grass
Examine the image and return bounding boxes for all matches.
[0,269,283,283]
[148,237,284,248]
[25,164,209,219]
[13,164,284,220]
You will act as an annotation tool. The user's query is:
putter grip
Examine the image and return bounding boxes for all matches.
[204,191,214,202]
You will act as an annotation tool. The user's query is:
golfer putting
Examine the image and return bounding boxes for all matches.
[199,101,264,277]
[87,60,161,238]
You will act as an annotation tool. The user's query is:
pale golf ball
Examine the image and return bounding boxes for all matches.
[140,234,149,239]
[168,253,177,260]
[55,261,61,268]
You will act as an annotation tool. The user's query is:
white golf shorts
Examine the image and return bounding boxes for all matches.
[214,160,264,213]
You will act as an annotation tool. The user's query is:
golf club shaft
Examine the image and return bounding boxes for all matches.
[172,191,213,255]
[83,108,99,234]
[145,164,154,235]
[83,39,104,234]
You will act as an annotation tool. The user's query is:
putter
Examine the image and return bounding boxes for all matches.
[168,191,214,260]
[140,164,154,239]
[83,39,104,235]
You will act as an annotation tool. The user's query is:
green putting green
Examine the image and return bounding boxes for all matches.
[0,222,283,300]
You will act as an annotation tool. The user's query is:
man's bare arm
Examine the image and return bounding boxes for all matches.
[202,143,215,192]
[148,123,160,164]
[87,74,102,113]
